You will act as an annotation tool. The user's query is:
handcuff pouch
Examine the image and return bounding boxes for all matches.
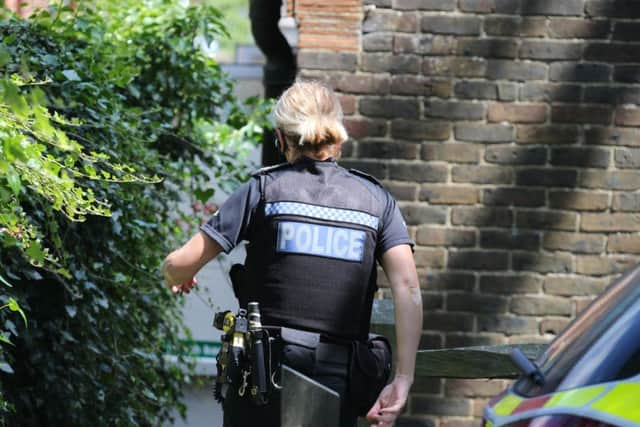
[348,334,392,416]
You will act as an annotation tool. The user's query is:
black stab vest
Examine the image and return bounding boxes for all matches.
[241,159,387,341]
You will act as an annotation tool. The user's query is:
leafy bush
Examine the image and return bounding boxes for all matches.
[0,1,269,425]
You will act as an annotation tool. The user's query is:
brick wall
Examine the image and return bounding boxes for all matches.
[289,0,640,425]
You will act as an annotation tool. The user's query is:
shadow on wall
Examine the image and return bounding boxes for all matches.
[252,0,640,424]
[304,0,640,352]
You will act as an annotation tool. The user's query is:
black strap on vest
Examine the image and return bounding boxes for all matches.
[259,174,266,203]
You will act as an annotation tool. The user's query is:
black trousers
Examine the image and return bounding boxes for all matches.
[222,342,358,427]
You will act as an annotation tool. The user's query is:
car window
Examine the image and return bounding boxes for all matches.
[515,265,640,396]
[558,298,640,390]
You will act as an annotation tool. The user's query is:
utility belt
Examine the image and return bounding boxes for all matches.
[213,303,392,416]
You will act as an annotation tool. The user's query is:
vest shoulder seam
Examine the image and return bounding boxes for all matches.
[347,168,384,188]
[252,162,290,176]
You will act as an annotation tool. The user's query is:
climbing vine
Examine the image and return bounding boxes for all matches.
[0,2,270,425]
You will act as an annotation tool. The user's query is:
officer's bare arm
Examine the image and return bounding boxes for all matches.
[380,244,422,381]
[367,244,422,426]
[162,231,223,287]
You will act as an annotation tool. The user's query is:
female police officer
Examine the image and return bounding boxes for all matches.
[163,81,422,427]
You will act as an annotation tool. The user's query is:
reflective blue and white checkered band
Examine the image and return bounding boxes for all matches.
[265,201,379,230]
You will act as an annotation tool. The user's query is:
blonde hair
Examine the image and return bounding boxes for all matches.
[274,81,348,153]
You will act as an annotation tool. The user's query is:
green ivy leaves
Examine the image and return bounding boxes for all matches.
[0,296,27,345]
[0,1,270,424]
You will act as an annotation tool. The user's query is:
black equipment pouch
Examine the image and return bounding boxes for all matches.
[229,263,245,298]
[348,334,392,416]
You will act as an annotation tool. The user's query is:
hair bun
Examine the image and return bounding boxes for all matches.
[274,81,349,152]
[298,116,345,147]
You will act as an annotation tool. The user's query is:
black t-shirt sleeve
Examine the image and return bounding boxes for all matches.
[376,191,414,257]
[200,177,261,253]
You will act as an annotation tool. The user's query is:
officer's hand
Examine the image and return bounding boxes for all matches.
[171,277,197,295]
[366,375,412,427]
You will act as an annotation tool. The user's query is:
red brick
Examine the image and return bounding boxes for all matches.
[543,276,608,296]
[334,74,391,94]
[416,226,476,246]
[423,272,475,291]
[585,42,640,63]
[298,51,357,71]
[615,107,640,127]
[521,0,584,16]
[390,162,447,182]
[486,60,548,81]
[478,314,538,335]
[512,252,573,274]
[510,296,572,316]
[393,0,456,11]
[446,291,510,311]
[483,187,545,207]
[337,94,356,115]
[391,75,452,97]
[548,190,609,211]
[586,0,640,17]
[519,41,583,60]
[452,165,513,184]
[543,232,605,254]
[575,255,637,276]
[488,103,547,124]
[422,143,480,163]
[396,12,419,32]
[411,396,472,416]
[612,192,640,210]
[400,203,447,225]
[362,53,420,74]
[392,119,451,141]
[580,170,640,190]
[451,207,513,227]
[516,125,579,144]
[552,105,613,124]
[460,0,518,14]
[548,18,611,38]
[358,141,419,159]
[393,34,457,55]
[582,213,640,232]
[343,118,387,138]
[516,210,578,231]
[363,10,419,33]
[414,248,446,268]
[423,57,487,77]
[550,147,611,168]
[420,184,479,204]
[607,233,640,254]
[585,127,640,147]
[299,35,359,52]
[485,17,547,37]
[363,33,393,52]
[445,379,505,398]
[480,230,540,250]
[479,274,542,294]
[421,16,481,35]
[384,181,418,201]
[297,0,361,10]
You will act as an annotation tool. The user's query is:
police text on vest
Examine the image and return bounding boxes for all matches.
[276,221,365,262]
